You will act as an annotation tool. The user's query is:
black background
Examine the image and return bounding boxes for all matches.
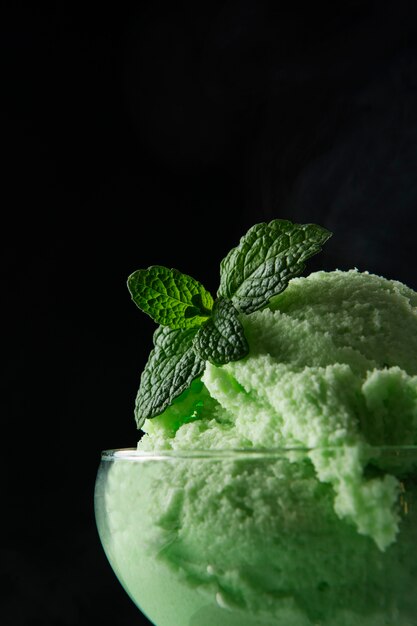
[3,1,417,624]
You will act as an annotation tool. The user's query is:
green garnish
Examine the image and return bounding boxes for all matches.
[128,219,332,427]
[135,326,205,420]
[194,297,248,366]
[127,265,213,329]
[218,220,332,314]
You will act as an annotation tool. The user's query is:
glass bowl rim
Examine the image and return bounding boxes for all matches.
[100,445,417,462]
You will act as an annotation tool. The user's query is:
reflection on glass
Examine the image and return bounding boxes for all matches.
[95,447,417,626]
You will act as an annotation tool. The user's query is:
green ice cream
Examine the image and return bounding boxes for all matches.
[95,225,417,626]
[95,447,417,626]
[139,270,417,551]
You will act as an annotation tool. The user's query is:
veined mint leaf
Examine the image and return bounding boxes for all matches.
[217,219,332,314]
[129,218,332,423]
[128,265,214,329]
[194,297,248,366]
[135,326,205,426]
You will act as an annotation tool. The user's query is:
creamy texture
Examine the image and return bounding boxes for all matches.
[96,270,417,626]
[95,449,417,626]
[139,270,417,549]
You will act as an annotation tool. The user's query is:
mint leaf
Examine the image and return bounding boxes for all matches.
[217,219,332,314]
[194,297,248,365]
[128,265,214,329]
[135,326,205,426]
[129,219,332,422]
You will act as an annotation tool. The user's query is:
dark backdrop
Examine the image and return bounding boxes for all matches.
[3,1,417,625]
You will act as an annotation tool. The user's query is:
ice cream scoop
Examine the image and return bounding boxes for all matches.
[95,221,417,626]
[139,269,417,549]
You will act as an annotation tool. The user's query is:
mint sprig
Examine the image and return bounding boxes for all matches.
[218,219,332,314]
[194,298,248,366]
[135,326,205,428]
[127,265,213,329]
[128,219,332,424]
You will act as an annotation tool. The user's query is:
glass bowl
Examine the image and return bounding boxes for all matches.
[94,447,417,626]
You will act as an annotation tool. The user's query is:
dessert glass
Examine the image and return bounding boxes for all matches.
[94,447,417,626]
